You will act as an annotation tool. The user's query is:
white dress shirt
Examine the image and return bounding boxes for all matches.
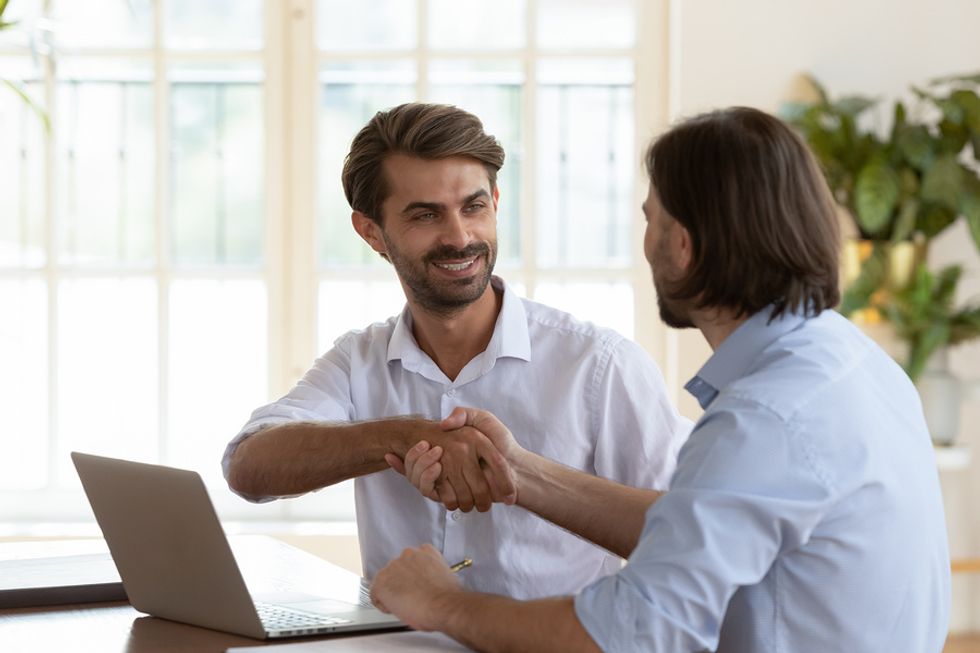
[224,276,690,600]
[575,307,950,651]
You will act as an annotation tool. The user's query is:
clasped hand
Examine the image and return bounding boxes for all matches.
[385,407,520,512]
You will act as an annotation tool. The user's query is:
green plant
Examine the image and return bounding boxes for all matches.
[783,73,980,380]
[883,263,980,381]
[0,0,49,130]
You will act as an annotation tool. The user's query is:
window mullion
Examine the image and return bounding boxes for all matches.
[154,0,172,464]
[521,0,538,297]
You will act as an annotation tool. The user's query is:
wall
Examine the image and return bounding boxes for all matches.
[661,0,980,631]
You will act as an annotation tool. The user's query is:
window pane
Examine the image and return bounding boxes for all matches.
[428,0,525,50]
[57,61,155,268]
[318,280,404,352]
[0,60,45,268]
[317,0,417,51]
[538,0,635,49]
[0,279,47,489]
[49,0,153,49]
[318,62,415,267]
[171,65,264,268]
[534,281,633,337]
[537,59,634,268]
[56,278,158,483]
[166,0,263,50]
[169,279,267,485]
[429,59,523,266]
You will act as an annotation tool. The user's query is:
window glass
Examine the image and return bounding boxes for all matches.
[0,59,45,268]
[169,279,267,485]
[536,59,634,268]
[50,0,153,49]
[428,0,526,50]
[0,279,47,490]
[318,280,405,352]
[170,64,264,268]
[318,0,417,51]
[56,60,155,267]
[537,0,635,49]
[166,0,263,50]
[56,279,159,483]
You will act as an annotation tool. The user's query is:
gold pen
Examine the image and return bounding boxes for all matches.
[449,558,472,573]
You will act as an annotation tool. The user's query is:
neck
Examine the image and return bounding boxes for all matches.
[408,283,503,381]
[691,306,750,351]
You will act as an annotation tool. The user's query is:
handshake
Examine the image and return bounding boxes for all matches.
[384,407,526,513]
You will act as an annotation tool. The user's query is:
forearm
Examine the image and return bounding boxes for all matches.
[515,451,661,558]
[226,418,427,497]
[441,595,601,653]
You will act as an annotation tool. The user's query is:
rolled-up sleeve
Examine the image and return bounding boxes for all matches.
[575,399,834,652]
[221,343,357,501]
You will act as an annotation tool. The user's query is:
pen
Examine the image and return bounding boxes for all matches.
[449,558,472,573]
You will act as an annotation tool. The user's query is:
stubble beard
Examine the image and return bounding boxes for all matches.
[385,236,498,317]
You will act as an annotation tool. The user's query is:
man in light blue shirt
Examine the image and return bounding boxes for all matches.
[368,107,951,652]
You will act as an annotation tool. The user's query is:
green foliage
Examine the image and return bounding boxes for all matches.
[0,0,49,131]
[883,264,980,381]
[783,73,980,378]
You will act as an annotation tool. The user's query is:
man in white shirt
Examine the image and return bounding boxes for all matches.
[222,102,690,599]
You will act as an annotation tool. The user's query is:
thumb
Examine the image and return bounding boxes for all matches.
[384,452,406,475]
[439,406,471,430]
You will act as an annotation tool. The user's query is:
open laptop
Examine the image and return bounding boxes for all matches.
[71,451,403,639]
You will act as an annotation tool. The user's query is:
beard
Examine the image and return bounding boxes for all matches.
[384,236,497,316]
[652,238,695,329]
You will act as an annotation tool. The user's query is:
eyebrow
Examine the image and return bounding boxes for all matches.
[401,189,491,215]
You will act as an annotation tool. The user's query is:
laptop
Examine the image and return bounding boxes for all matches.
[71,451,403,639]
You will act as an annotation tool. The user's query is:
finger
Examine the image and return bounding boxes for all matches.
[435,476,459,511]
[439,406,468,431]
[477,440,516,499]
[403,441,430,485]
[461,457,492,512]
[384,453,406,475]
[483,465,518,506]
[418,461,443,497]
[408,445,442,489]
[446,470,475,512]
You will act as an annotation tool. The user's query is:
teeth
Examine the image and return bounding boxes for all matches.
[435,259,476,271]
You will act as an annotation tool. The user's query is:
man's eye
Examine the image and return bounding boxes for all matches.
[413,212,436,221]
[464,203,486,213]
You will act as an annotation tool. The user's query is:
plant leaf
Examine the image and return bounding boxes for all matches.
[833,95,879,117]
[840,245,887,315]
[950,307,980,345]
[921,154,963,208]
[930,71,980,86]
[906,320,950,382]
[854,159,900,234]
[891,199,919,243]
[0,79,50,132]
[917,204,957,238]
[951,89,980,133]
[962,178,980,252]
[894,124,934,171]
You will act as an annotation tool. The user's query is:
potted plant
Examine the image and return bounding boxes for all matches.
[783,72,980,382]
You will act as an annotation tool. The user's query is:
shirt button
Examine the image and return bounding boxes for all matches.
[447,388,456,397]
[451,510,462,521]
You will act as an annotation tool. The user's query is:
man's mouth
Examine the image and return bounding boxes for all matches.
[434,257,478,272]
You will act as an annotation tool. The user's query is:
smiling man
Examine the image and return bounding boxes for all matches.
[222,103,690,599]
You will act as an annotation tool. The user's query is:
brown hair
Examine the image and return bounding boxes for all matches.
[341,102,505,224]
[645,106,840,320]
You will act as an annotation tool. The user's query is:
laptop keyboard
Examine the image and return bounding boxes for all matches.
[255,602,352,631]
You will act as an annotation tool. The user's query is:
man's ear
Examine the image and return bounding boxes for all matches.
[673,222,694,272]
[492,186,500,211]
[351,211,387,257]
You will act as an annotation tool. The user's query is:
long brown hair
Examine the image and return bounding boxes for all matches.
[342,103,505,224]
[645,107,840,319]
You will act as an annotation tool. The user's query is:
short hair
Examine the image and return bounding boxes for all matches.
[341,102,506,224]
[645,106,840,320]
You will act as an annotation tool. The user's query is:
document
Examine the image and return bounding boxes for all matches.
[227,630,474,652]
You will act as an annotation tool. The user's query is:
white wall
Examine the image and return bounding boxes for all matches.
[661,0,980,632]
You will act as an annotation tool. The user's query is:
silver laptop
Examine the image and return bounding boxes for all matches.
[71,451,403,639]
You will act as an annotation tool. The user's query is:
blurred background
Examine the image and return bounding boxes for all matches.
[1,0,978,641]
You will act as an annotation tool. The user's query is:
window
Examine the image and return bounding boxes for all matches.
[0,0,658,530]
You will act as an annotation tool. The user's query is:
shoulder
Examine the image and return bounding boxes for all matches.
[330,314,400,351]
[521,296,626,351]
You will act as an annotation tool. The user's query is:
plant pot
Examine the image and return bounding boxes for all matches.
[916,348,960,446]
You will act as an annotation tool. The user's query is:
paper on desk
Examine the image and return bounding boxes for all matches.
[226,630,474,652]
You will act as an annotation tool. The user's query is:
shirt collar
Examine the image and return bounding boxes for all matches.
[386,275,532,367]
[684,306,809,410]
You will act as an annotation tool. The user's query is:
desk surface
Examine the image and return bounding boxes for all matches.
[0,601,472,653]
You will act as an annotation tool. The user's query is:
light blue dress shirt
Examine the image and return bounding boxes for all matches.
[575,307,950,652]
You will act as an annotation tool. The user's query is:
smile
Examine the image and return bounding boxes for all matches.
[434,258,478,271]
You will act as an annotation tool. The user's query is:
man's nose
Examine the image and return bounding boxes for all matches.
[439,211,472,250]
